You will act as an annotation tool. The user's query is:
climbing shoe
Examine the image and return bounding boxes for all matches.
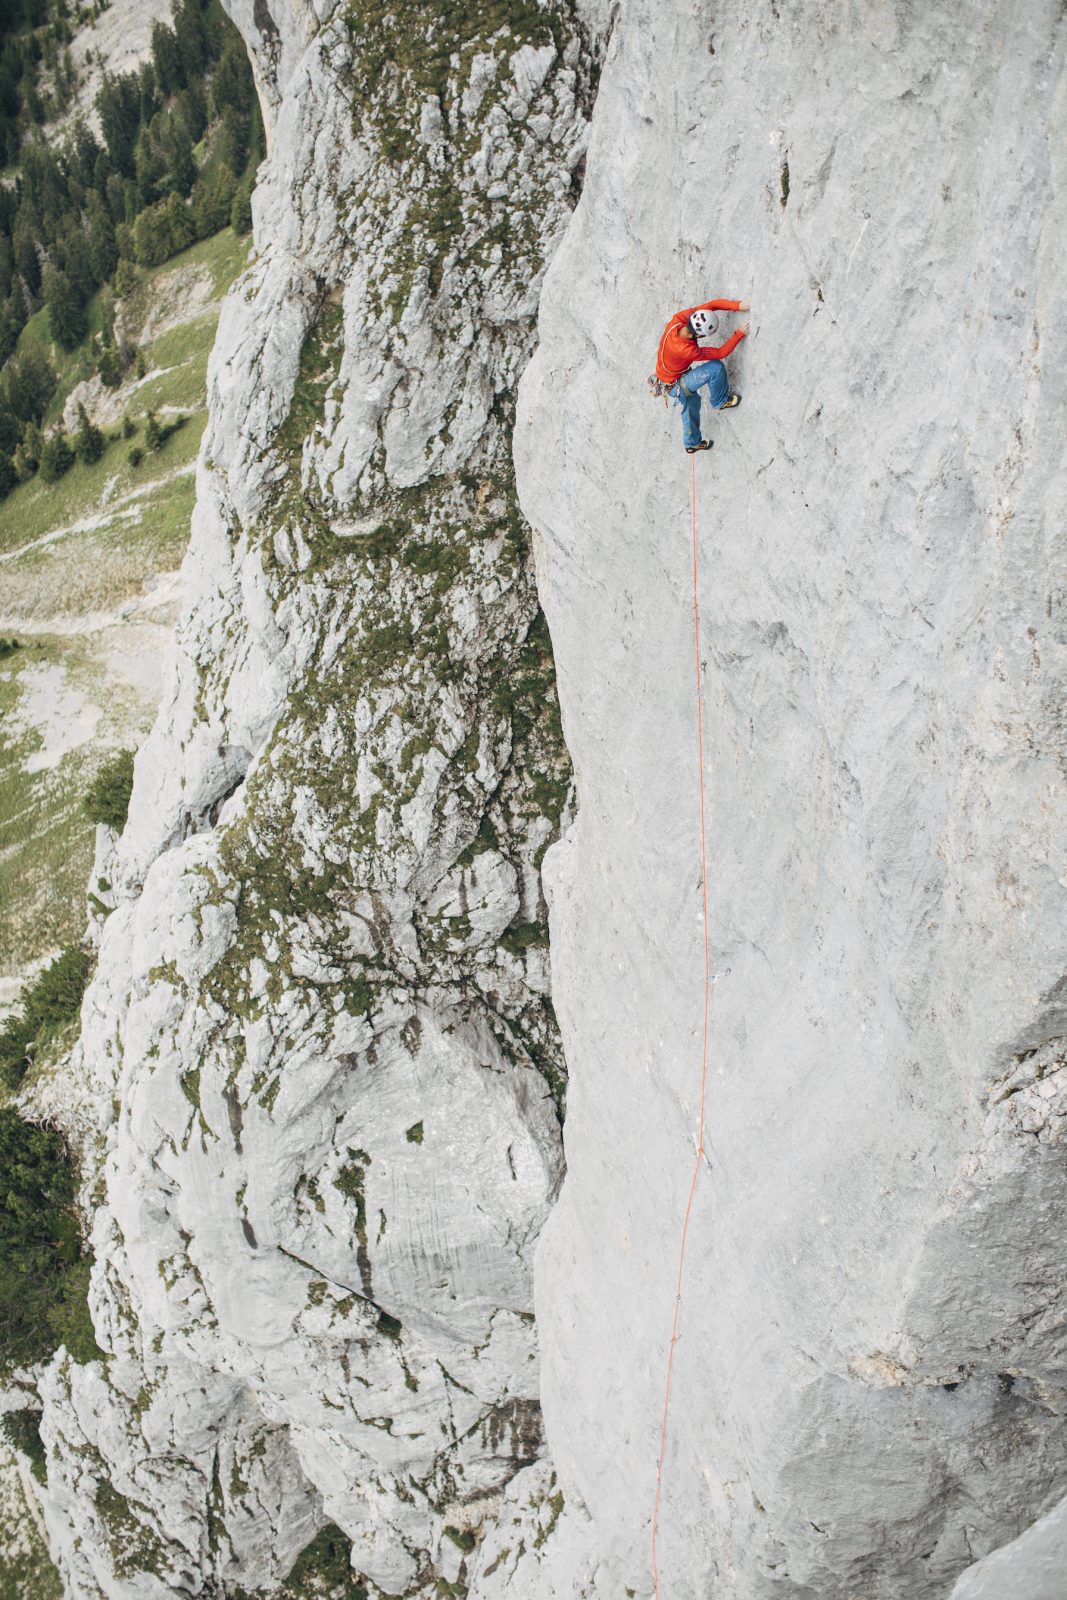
[685,440,713,454]
[720,393,742,409]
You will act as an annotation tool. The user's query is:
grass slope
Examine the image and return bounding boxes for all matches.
[0,227,249,988]
[0,1444,62,1600]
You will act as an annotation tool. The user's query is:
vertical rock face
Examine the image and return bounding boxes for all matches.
[26,1,1067,1596]
[517,1,1067,1597]
[33,4,602,1596]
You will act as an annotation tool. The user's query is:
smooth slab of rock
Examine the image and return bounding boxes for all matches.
[517,0,1067,1595]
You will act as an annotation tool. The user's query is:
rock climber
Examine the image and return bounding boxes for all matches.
[654,297,750,454]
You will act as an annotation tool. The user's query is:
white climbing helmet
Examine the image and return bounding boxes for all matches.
[689,308,718,338]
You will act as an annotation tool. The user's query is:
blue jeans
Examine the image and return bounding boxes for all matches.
[674,359,730,449]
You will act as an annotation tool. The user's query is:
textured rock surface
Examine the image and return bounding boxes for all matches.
[29,3,600,1596]
[19,0,1067,1596]
[950,1490,1067,1600]
[517,1,1067,1597]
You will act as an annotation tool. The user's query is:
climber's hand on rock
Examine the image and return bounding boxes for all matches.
[738,300,751,311]
[738,320,750,335]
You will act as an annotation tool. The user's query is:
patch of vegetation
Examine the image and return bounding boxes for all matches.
[0,0,264,510]
[201,455,571,1104]
[490,608,570,831]
[93,1480,170,1583]
[0,489,207,975]
[405,1120,424,1144]
[149,0,583,1118]
[273,296,344,469]
[0,3,73,165]
[455,813,499,867]
[0,647,97,978]
[444,1525,476,1553]
[334,1149,370,1240]
[280,1523,368,1600]
[0,394,206,558]
[0,1106,100,1370]
[0,943,92,1090]
[533,1486,564,1548]
[345,974,374,1015]
[38,430,71,482]
[339,0,584,320]
[0,272,232,965]
[83,748,135,829]
[499,920,548,958]
[0,1409,46,1484]
[0,1451,63,1600]
[345,0,559,110]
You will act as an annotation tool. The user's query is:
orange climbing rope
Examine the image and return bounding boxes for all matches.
[650,453,713,1599]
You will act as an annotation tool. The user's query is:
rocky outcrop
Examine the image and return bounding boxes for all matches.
[518,1,1067,1596]
[22,0,1067,1596]
[30,4,601,1596]
[950,1492,1067,1600]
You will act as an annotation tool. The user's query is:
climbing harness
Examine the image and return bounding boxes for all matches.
[647,372,692,421]
[650,454,714,1600]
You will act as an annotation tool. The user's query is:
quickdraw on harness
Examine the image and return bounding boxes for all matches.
[648,373,687,407]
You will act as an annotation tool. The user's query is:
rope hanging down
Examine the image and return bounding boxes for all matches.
[650,454,714,1599]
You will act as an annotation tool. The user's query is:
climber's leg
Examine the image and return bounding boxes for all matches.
[685,358,731,410]
[675,382,703,450]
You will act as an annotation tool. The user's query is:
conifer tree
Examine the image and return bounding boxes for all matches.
[104,169,126,223]
[163,118,196,196]
[98,285,115,345]
[230,175,253,236]
[133,192,193,266]
[0,405,18,456]
[20,419,41,471]
[217,105,250,178]
[98,345,125,388]
[96,71,141,179]
[174,0,207,81]
[14,229,41,301]
[192,162,236,239]
[74,402,104,464]
[67,116,101,190]
[113,255,139,298]
[151,20,184,95]
[4,342,55,424]
[178,80,207,142]
[134,134,166,211]
[57,224,93,303]
[212,37,253,119]
[137,60,158,126]
[86,192,117,281]
[39,430,73,481]
[0,297,21,366]
[92,148,112,203]
[43,263,86,349]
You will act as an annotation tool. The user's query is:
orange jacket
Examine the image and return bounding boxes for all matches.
[655,299,745,383]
